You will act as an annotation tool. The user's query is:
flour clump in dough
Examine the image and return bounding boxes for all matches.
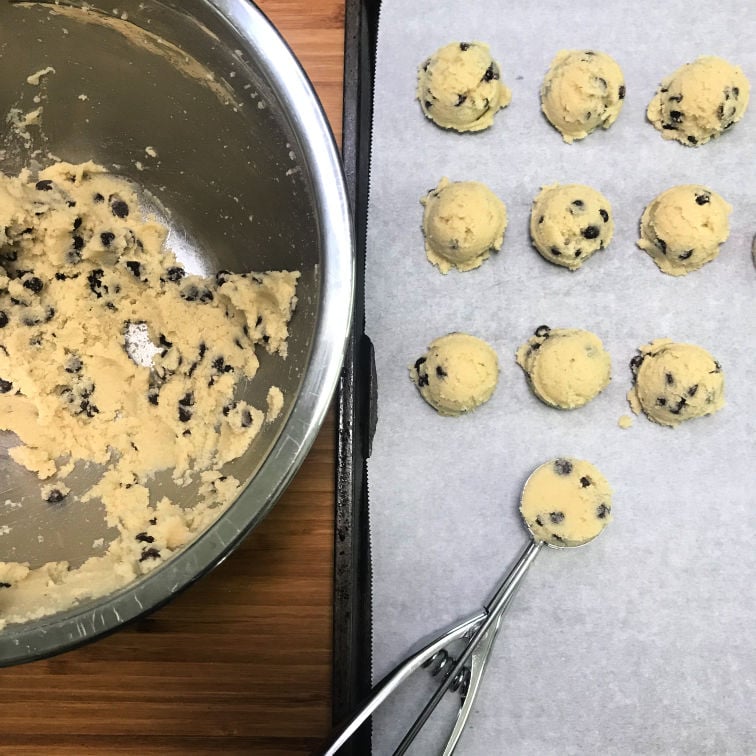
[540,50,625,143]
[417,41,511,133]
[530,183,613,270]
[627,339,724,427]
[410,333,498,416]
[520,458,612,547]
[421,177,507,273]
[0,161,299,627]
[647,56,750,146]
[637,184,731,275]
[516,326,611,409]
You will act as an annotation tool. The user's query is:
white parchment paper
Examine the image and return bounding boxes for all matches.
[365,1,756,753]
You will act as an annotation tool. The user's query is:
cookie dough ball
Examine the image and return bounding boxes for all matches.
[516,326,611,409]
[530,183,613,270]
[417,41,512,133]
[647,56,750,146]
[520,458,612,547]
[638,185,732,276]
[410,333,498,416]
[541,50,626,143]
[421,177,507,273]
[628,339,724,427]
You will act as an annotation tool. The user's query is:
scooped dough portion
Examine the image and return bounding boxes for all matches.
[541,50,626,143]
[516,326,611,409]
[638,185,731,275]
[410,333,498,416]
[421,177,507,273]
[0,162,298,627]
[647,56,750,146]
[520,458,612,547]
[530,183,613,270]
[417,41,512,133]
[628,339,724,427]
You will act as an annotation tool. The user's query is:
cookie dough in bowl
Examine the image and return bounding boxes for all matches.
[516,326,611,409]
[417,41,511,133]
[410,333,499,416]
[421,177,507,273]
[530,183,614,270]
[647,56,750,146]
[520,458,612,547]
[638,185,732,275]
[541,50,626,143]
[628,339,725,427]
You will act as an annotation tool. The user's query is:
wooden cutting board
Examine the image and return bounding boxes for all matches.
[0,2,343,753]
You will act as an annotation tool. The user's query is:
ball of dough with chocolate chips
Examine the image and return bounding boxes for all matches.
[647,56,750,146]
[409,333,498,416]
[541,49,626,143]
[530,183,613,270]
[627,339,724,427]
[520,458,612,547]
[417,41,512,133]
[638,185,731,276]
[516,326,611,409]
[421,177,507,273]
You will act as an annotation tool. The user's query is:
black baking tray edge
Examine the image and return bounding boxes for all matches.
[333,0,380,751]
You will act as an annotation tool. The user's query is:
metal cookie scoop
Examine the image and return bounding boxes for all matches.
[323,458,612,755]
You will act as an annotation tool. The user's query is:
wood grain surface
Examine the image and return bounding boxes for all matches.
[0,2,345,754]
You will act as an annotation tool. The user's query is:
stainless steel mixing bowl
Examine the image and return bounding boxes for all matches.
[0,0,353,664]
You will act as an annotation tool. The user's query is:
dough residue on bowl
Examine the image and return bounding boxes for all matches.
[0,161,299,628]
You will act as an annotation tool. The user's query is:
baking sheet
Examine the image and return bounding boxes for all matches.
[364,0,756,753]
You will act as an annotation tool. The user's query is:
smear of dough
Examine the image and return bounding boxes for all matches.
[0,162,299,627]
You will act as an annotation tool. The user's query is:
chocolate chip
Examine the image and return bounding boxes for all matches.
[656,397,666,406]
[549,246,561,256]
[165,266,185,282]
[110,198,129,218]
[240,409,253,428]
[23,276,43,294]
[65,356,82,373]
[669,110,684,123]
[629,354,644,373]
[101,231,115,246]
[732,86,740,98]
[126,260,141,277]
[482,64,498,82]
[0,378,12,393]
[596,503,610,519]
[670,397,687,415]
[72,234,85,251]
[35,179,53,191]
[662,124,678,131]
[135,532,155,543]
[695,193,710,205]
[459,42,470,51]
[574,249,582,257]
[553,459,573,476]
[0,582,11,588]
[687,135,698,145]
[215,270,231,286]
[147,389,159,406]
[678,250,693,260]
[45,489,66,503]
[178,391,194,407]
[534,325,551,338]
[581,225,600,240]
[159,334,173,350]
[538,215,544,224]
[717,104,725,121]
[93,192,104,203]
[549,511,565,524]
[665,372,674,386]
[424,100,432,109]
[571,199,585,209]
[599,208,609,222]
[436,365,447,378]
[455,94,467,106]
[139,547,161,562]
[580,476,591,487]
[657,238,667,255]
[618,85,625,100]
[687,384,698,397]
[87,269,105,297]
[0,311,7,328]
[535,516,544,527]
[178,405,192,422]
[73,216,83,230]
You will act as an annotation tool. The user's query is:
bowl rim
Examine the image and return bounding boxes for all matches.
[0,0,354,666]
